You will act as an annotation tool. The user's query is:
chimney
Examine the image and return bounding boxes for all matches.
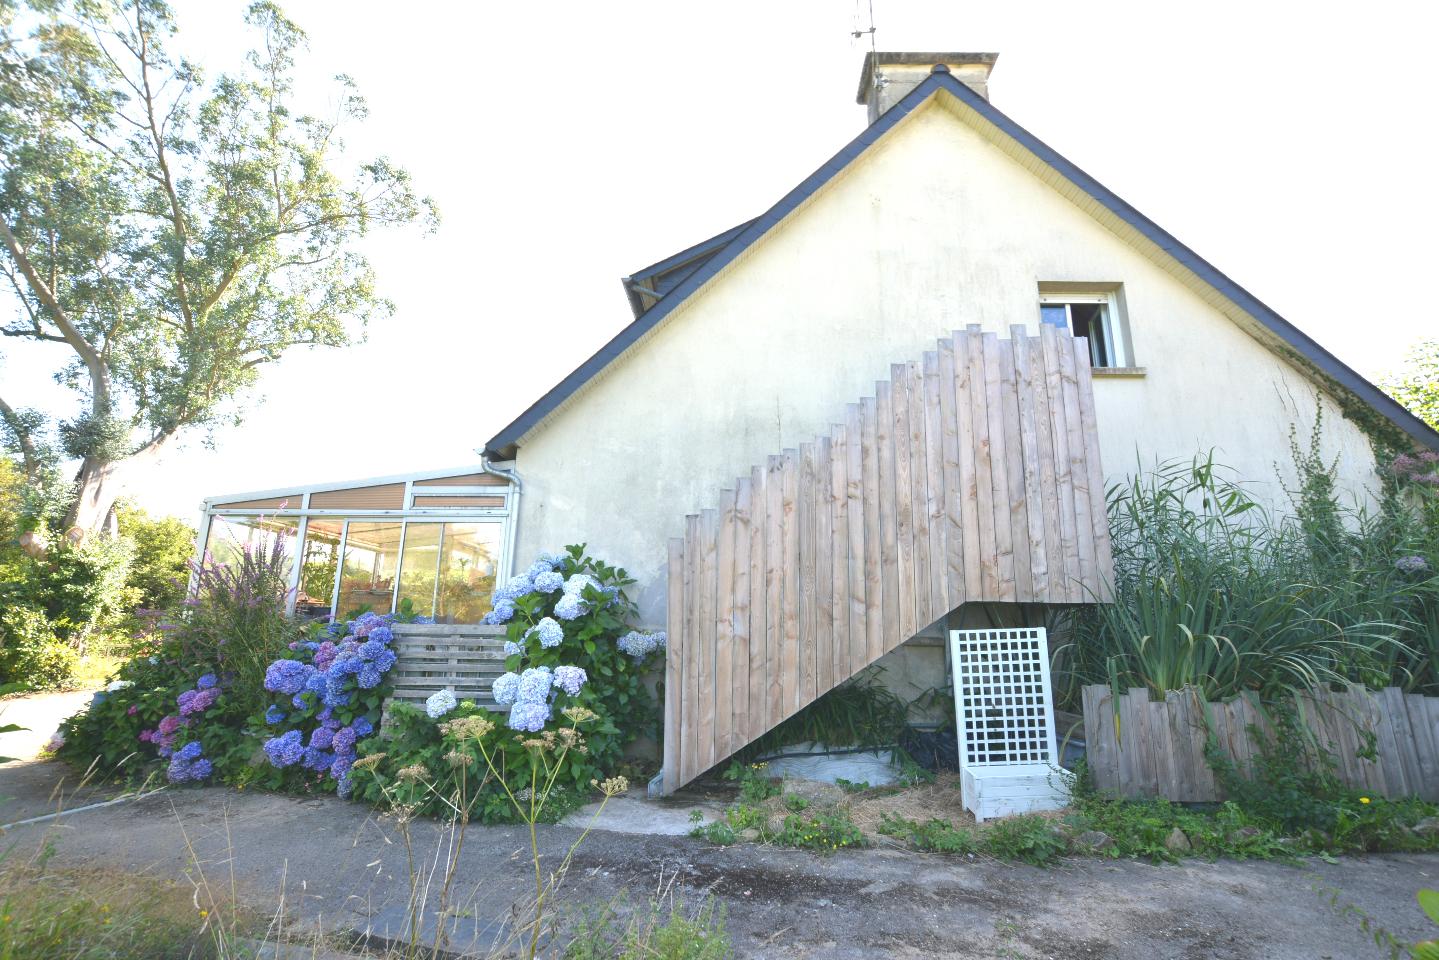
[856,52,998,124]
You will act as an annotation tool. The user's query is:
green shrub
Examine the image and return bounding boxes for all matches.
[877,814,978,854]
[773,809,865,854]
[115,502,194,613]
[565,893,732,960]
[722,761,781,803]
[983,814,1067,866]
[0,604,78,689]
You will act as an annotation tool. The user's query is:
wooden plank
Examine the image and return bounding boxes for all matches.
[732,478,753,751]
[663,538,684,794]
[904,360,932,628]
[860,396,883,665]
[952,331,982,600]
[781,450,801,719]
[1153,697,1178,800]
[1072,349,1114,602]
[1057,332,1097,593]
[937,339,965,608]
[1115,689,1137,796]
[966,329,998,598]
[765,456,785,732]
[845,404,868,677]
[1425,698,1439,801]
[816,437,835,696]
[829,425,851,686]
[876,382,899,652]
[798,442,819,706]
[1026,334,1066,601]
[714,489,737,761]
[921,352,950,617]
[1081,685,1117,793]
[1384,686,1421,797]
[1011,328,1049,598]
[682,515,700,784]
[1372,685,1409,797]
[697,508,719,774]
[994,335,1028,601]
[1204,696,1231,798]
[1406,693,1439,802]
[748,465,769,742]
[1040,325,1080,602]
[1355,684,1390,795]
[891,364,917,642]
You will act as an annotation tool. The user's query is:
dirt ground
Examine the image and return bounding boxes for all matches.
[1,756,1437,959]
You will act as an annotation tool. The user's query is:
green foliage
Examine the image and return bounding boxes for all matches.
[722,760,780,804]
[0,605,77,688]
[773,809,865,854]
[877,814,979,854]
[500,546,661,773]
[1415,890,1439,960]
[1053,445,1439,707]
[1384,340,1439,431]
[114,502,193,613]
[349,701,587,824]
[0,0,436,529]
[982,814,1068,866]
[738,668,910,758]
[564,894,732,960]
[835,778,870,793]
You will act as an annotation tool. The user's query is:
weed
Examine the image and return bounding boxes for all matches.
[722,761,780,804]
[835,778,870,793]
[877,814,978,855]
[565,888,732,960]
[983,814,1067,866]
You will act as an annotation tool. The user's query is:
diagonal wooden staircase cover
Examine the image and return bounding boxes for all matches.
[661,325,1114,793]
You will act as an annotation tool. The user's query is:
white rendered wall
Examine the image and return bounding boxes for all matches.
[512,99,1378,623]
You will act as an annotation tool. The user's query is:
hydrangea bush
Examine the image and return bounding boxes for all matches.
[252,612,396,797]
[350,545,666,821]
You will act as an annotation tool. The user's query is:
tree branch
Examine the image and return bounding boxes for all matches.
[0,393,40,481]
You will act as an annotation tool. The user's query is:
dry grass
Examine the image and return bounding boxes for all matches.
[843,772,1071,847]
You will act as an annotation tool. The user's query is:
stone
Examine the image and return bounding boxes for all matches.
[1226,826,1263,843]
[1164,827,1192,853]
[1072,830,1115,853]
[738,828,761,843]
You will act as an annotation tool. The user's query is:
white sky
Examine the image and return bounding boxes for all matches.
[4,0,1437,520]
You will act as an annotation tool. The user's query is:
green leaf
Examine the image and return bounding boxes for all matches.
[1418,889,1439,926]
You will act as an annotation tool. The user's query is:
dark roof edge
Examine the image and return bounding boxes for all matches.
[485,69,1438,459]
[621,219,758,319]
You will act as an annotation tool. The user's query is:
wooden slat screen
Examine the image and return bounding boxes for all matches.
[662,326,1114,793]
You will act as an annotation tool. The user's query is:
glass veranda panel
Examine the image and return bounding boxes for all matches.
[204,516,299,578]
[435,522,501,623]
[335,521,402,619]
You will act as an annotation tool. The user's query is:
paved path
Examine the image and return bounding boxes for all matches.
[0,760,1436,958]
[0,689,96,762]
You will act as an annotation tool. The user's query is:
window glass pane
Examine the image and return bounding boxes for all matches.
[336,522,403,619]
[1039,304,1069,328]
[397,522,443,620]
[296,518,343,621]
[204,515,299,581]
[436,523,501,623]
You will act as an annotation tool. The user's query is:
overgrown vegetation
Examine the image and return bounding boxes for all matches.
[1053,413,1439,707]
[564,892,732,960]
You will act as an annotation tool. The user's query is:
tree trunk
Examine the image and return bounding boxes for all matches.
[66,456,126,535]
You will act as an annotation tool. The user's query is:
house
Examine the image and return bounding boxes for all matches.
[198,52,1439,799]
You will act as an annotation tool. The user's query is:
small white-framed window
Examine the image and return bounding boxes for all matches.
[1038,290,1129,368]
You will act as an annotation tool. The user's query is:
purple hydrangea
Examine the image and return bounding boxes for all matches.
[1396,555,1430,574]
[527,617,564,649]
[333,726,357,754]
[553,665,587,696]
[349,612,385,638]
[313,641,338,672]
[492,672,520,705]
[265,660,312,695]
[263,730,305,768]
[180,687,220,717]
[508,700,551,732]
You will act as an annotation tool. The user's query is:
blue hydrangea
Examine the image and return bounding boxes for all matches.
[196,673,218,690]
[517,667,553,704]
[532,571,564,593]
[305,671,328,695]
[616,630,666,659]
[167,752,213,783]
[503,640,523,657]
[177,740,203,761]
[553,665,587,696]
[563,573,600,597]
[263,730,304,768]
[264,705,286,725]
[527,617,564,649]
[482,599,517,625]
[310,726,335,750]
[493,575,535,603]
[553,593,585,621]
[336,772,353,799]
[303,747,335,772]
[190,758,213,779]
[358,638,387,660]
[368,624,394,644]
[352,716,374,738]
[492,672,520,705]
[264,660,311,695]
[526,557,556,579]
[331,755,353,780]
[372,647,397,672]
[508,700,550,732]
[291,693,310,710]
[426,689,457,719]
[333,727,357,754]
[357,663,383,689]
[322,673,351,708]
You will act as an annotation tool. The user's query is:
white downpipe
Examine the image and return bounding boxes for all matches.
[479,454,522,579]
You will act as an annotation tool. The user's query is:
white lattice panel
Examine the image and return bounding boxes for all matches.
[949,627,1065,821]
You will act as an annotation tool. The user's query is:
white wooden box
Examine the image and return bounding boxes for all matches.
[960,764,1069,822]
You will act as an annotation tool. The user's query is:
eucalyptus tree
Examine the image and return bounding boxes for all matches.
[0,0,436,532]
